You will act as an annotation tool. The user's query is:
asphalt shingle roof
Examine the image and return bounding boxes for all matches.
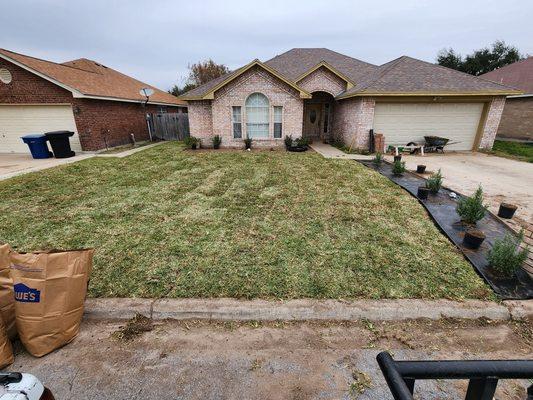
[181,48,522,100]
[480,57,533,95]
[0,49,185,106]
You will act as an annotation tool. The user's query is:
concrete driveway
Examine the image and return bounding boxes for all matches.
[0,153,94,180]
[390,152,533,224]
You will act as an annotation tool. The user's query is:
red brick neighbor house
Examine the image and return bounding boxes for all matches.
[481,57,533,141]
[0,49,187,152]
[181,48,520,151]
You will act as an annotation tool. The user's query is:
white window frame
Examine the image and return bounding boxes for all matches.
[273,106,283,139]
[245,93,270,139]
[232,106,242,139]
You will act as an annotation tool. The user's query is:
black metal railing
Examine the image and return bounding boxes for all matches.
[377,351,533,400]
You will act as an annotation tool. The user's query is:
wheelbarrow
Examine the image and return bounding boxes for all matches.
[424,136,457,153]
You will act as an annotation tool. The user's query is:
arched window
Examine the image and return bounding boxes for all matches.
[245,93,269,138]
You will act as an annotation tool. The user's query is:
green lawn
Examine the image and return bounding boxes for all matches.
[0,142,491,300]
[491,140,533,163]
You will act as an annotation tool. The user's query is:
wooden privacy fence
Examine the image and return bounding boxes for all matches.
[148,113,189,141]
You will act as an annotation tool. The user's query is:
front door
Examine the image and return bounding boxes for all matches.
[303,104,322,139]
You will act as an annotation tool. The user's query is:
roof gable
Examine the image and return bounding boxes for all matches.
[295,61,355,89]
[337,56,522,98]
[265,48,377,84]
[480,57,533,95]
[180,59,312,100]
[0,48,185,106]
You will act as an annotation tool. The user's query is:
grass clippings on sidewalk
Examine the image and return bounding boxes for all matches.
[0,142,491,300]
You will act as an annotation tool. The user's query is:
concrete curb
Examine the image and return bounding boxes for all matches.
[83,298,532,322]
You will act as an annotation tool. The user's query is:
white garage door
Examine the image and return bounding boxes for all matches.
[373,103,484,151]
[0,105,82,153]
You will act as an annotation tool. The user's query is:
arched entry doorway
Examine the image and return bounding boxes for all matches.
[302,91,335,142]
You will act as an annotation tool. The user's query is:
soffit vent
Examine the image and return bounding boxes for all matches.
[0,68,12,84]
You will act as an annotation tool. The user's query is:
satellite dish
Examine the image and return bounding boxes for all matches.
[140,87,155,97]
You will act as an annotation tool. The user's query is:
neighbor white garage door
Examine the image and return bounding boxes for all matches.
[0,105,82,153]
[373,103,484,151]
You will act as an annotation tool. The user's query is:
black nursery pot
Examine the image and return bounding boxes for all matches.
[191,143,197,150]
[463,229,486,249]
[394,155,402,162]
[416,165,426,174]
[497,203,518,219]
[417,186,430,200]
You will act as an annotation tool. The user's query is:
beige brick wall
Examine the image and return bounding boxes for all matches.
[332,97,375,149]
[297,67,347,97]
[479,96,506,149]
[188,100,213,141]
[497,97,533,141]
[203,65,304,148]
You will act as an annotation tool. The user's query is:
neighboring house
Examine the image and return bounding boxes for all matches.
[0,49,187,152]
[181,48,520,151]
[481,57,533,141]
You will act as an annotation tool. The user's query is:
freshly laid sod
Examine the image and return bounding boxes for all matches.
[0,142,491,299]
[491,140,533,163]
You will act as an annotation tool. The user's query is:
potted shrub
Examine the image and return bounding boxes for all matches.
[416,165,426,173]
[244,137,253,150]
[284,135,293,149]
[392,160,406,176]
[425,169,442,194]
[287,136,310,152]
[393,154,402,162]
[456,186,488,225]
[487,232,528,277]
[373,152,383,166]
[417,186,430,200]
[212,135,222,149]
[498,203,518,219]
[463,229,486,249]
[184,136,199,150]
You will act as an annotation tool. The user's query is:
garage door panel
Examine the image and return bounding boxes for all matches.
[0,105,82,153]
[373,103,483,151]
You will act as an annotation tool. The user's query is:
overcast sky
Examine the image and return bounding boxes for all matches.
[1,0,532,91]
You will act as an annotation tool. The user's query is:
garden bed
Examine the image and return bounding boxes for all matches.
[360,160,533,299]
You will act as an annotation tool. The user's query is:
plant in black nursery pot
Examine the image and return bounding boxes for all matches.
[284,135,293,149]
[425,169,443,194]
[184,136,199,150]
[392,160,406,176]
[456,186,488,225]
[244,137,253,150]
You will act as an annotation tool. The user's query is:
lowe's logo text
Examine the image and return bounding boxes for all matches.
[14,283,41,303]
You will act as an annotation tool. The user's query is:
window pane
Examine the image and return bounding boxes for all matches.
[274,106,282,123]
[232,106,241,123]
[233,123,242,138]
[274,122,282,138]
[245,93,269,138]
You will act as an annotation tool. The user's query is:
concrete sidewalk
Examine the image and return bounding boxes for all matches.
[310,142,374,160]
[84,298,532,322]
[5,318,531,399]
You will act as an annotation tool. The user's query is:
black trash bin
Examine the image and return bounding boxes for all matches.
[45,131,75,158]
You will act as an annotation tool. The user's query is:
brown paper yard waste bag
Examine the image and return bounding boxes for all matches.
[10,249,94,357]
[0,243,16,338]
[0,313,14,369]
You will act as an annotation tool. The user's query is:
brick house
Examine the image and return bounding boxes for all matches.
[0,48,187,152]
[481,57,533,141]
[181,48,520,151]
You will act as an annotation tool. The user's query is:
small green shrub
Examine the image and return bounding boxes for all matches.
[284,135,293,148]
[456,186,488,224]
[184,136,199,149]
[296,137,310,147]
[488,232,529,277]
[212,135,222,149]
[426,169,443,193]
[373,152,383,165]
[392,160,406,175]
[244,137,253,149]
